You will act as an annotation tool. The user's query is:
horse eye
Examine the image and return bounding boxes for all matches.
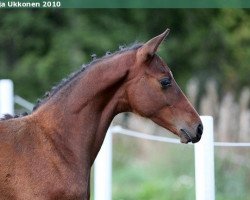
[160,77,171,89]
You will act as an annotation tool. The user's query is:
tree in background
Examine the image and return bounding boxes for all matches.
[0,9,250,101]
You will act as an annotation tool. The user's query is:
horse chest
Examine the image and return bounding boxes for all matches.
[8,176,87,200]
[0,156,89,200]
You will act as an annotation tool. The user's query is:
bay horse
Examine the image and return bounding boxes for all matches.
[0,29,203,200]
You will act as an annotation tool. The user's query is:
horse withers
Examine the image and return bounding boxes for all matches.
[0,29,202,200]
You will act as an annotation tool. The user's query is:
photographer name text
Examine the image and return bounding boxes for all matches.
[0,1,61,8]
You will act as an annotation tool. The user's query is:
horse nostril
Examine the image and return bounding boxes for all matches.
[197,123,203,136]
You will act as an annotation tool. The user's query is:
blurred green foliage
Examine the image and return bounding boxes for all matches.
[110,136,250,200]
[0,9,250,101]
[112,138,196,200]
[1,10,249,199]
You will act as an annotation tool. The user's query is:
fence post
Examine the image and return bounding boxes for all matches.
[94,127,112,200]
[0,79,14,116]
[194,116,215,200]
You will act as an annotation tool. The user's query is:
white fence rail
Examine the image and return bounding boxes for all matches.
[94,128,113,200]
[94,116,215,200]
[0,79,14,115]
[1,79,250,200]
[194,116,215,200]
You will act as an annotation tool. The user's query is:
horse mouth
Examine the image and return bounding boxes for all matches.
[180,129,201,144]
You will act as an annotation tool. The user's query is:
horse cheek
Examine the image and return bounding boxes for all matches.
[128,84,164,117]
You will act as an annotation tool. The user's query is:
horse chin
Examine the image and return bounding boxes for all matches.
[179,129,201,144]
[179,129,192,144]
[180,134,191,144]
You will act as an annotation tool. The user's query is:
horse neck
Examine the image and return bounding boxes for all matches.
[33,52,134,167]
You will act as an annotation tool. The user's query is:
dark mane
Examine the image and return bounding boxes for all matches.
[0,43,143,122]
[0,112,28,121]
[32,43,143,111]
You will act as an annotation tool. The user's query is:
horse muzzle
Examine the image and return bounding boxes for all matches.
[180,123,203,144]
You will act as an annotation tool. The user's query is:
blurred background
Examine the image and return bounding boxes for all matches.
[0,9,250,199]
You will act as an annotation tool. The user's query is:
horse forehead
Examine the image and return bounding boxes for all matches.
[150,56,170,74]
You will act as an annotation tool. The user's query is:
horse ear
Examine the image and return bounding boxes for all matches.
[138,28,170,62]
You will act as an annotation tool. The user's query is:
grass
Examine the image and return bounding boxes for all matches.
[112,136,196,200]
